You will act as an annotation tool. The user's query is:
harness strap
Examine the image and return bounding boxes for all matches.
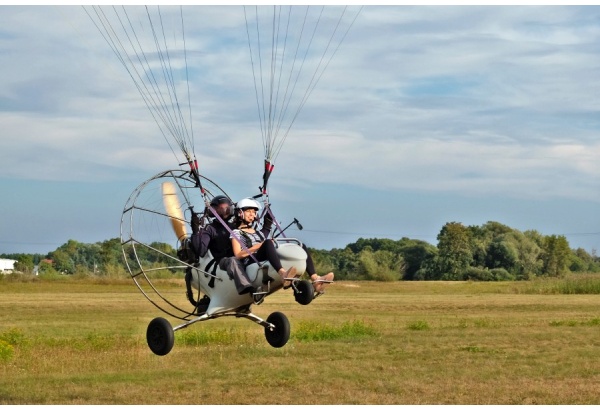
[206,258,220,288]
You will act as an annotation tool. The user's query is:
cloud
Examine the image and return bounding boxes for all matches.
[2,6,599,192]
[276,127,600,201]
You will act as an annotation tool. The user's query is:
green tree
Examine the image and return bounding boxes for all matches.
[569,248,600,273]
[357,248,403,281]
[413,256,440,280]
[524,229,545,249]
[48,239,101,274]
[347,238,398,254]
[38,260,58,275]
[14,254,34,274]
[480,221,513,238]
[100,238,123,268]
[308,248,337,279]
[331,247,361,280]
[485,235,519,272]
[466,223,544,280]
[398,240,438,280]
[436,222,473,280]
[541,235,570,277]
[342,237,437,281]
[50,249,75,274]
[513,231,542,279]
[469,221,516,270]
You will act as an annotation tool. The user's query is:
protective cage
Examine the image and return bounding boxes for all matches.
[120,169,229,319]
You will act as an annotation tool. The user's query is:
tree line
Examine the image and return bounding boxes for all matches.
[1,238,175,278]
[2,221,598,281]
[310,221,599,281]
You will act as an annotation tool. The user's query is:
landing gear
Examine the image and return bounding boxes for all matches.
[146,317,175,356]
[146,310,291,355]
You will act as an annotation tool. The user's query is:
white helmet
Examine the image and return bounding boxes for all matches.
[236,198,260,211]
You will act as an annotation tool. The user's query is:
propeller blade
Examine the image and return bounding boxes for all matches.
[162,182,187,241]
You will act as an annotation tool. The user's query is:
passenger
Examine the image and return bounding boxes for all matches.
[231,198,298,287]
[231,198,334,293]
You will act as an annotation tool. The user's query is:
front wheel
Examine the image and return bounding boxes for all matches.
[147,317,175,356]
[264,311,290,348]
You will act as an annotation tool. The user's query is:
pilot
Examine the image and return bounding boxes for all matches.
[197,195,235,261]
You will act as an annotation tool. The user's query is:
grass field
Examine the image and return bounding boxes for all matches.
[1,275,599,404]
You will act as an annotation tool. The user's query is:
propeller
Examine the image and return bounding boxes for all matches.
[161,182,187,242]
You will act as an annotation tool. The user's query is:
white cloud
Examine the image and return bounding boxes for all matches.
[2,6,599,190]
[272,124,600,203]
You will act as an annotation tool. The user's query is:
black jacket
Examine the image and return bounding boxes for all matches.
[197,219,235,260]
[195,213,274,261]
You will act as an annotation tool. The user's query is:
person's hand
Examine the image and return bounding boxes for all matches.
[191,211,200,234]
[263,212,273,230]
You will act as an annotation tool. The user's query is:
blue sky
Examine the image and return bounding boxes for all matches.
[1,4,599,256]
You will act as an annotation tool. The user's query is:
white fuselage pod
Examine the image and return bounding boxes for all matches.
[190,241,307,315]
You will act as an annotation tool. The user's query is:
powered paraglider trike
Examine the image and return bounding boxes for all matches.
[120,169,319,355]
[85,5,360,355]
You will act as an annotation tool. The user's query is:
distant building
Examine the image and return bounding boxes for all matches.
[0,258,17,273]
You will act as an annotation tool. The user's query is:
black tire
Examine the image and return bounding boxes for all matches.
[146,317,175,356]
[264,311,290,348]
[294,280,314,305]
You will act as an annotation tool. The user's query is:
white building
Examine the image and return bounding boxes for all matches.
[0,258,17,273]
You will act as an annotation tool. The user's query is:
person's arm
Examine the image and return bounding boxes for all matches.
[198,227,212,258]
[261,211,273,237]
[231,233,261,259]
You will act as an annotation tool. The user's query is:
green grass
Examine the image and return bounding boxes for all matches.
[0,340,14,362]
[1,277,600,404]
[406,320,430,331]
[549,317,600,327]
[517,274,600,294]
[293,319,378,341]
[177,326,258,346]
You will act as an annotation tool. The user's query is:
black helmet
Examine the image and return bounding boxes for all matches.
[210,195,232,208]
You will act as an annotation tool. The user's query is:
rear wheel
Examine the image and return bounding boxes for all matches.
[294,280,314,305]
[264,311,290,348]
[147,317,174,356]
